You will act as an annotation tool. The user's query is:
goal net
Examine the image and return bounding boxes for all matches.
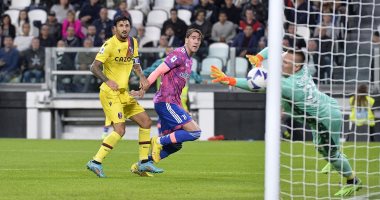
[277,0,380,199]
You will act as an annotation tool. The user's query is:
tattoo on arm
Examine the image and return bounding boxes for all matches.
[90,60,108,82]
[133,64,144,78]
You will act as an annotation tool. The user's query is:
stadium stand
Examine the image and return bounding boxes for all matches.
[146,9,168,28]
[9,0,31,10]
[144,26,161,42]
[128,10,144,27]
[207,42,229,66]
[177,9,192,26]
[28,9,47,37]
[107,9,117,20]
[201,57,223,79]
[4,9,19,26]
[226,57,249,78]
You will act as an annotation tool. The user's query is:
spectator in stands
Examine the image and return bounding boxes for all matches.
[283,23,306,50]
[92,8,113,41]
[1,14,16,39]
[62,10,85,40]
[133,0,151,16]
[0,36,20,83]
[73,38,98,92]
[175,0,198,11]
[220,0,241,25]
[79,0,102,26]
[284,0,316,25]
[373,31,380,44]
[56,40,75,92]
[45,11,62,41]
[239,8,264,41]
[0,26,3,48]
[211,11,236,44]
[14,23,34,52]
[50,0,75,23]
[21,38,45,83]
[162,8,188,41]
[16,10,30,36]
[241,0,268,24]
[313,12,338,40]
[115,1,131,19]
[39,25,56,47]
[86,25,103,47]
[193,0,219,23]
[306,38,319,79]
[163,25,183,47]
[64,26,82,47]
[316,27,333,83]
[232,25,259,57]
[135,25,148,47]
[189,9,212,44]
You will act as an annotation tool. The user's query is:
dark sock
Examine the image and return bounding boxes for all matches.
[140,159,149,164]
[347,177,357,185]
[92,160,101,165]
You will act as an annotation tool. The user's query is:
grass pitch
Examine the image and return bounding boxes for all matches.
[0,139,378,200]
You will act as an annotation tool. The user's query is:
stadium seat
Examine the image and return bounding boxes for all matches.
[108,9,117,20]
[177,9,192,26]
[296,25,311,42]
[28,9,47,37]
[9,0,31,10]
[226,57,249,78]
[146,10,168,28]
[129,10,144,27]
[208,42,229,66]
[200,57,223,79]
[4,9,20,26]
[152,0,174,15]
[145,26,161,41]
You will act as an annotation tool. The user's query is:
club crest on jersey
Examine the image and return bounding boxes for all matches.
[118,112,122,119]
[179,72,190,79]
[170,56,177,63]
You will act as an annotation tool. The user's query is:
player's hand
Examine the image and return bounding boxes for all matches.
[246,54,264,67]
[106,79,119,91]
[210,65,236,86]
[139,76,149,91]
[130,89,145,98]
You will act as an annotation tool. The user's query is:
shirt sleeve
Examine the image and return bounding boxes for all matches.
[164,51,182,70]
[95,41,112,63]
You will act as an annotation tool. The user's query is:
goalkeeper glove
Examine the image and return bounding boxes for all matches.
[210,65,237,86]
[246,54,264,67]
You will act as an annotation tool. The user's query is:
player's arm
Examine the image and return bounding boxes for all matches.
[246,47,268,67]
[90,60,118,90]
[146,62,170,90]
[210,66,253,91]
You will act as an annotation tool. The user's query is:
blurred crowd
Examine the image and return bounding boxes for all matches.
[0,0,379,88]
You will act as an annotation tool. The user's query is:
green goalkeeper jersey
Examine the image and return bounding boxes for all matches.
[281,66,341,129]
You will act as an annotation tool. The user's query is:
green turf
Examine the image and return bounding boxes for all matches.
[0,139,378,200]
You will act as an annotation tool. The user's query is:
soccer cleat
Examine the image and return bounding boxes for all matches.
[151,136,163,163]
[138,161,164,173]
[130,162,153,177]
[334,178,362,197]
[86,160,106,178]
[321,162,333,174]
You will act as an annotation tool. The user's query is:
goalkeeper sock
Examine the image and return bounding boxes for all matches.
[138,127,150,162]
[93,131,121,163]
[330,152,353,178]
[159,130,201,145]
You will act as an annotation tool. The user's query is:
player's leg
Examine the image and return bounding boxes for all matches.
[86,90,125,178]
[151,103,201,163]
[129,110,163,174]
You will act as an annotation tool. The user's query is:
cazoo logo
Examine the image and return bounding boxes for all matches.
[114,56,133,62]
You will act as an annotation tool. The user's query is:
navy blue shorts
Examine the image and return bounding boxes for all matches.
[154,102,192,135]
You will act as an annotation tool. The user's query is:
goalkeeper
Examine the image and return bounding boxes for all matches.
[211,47,362,197]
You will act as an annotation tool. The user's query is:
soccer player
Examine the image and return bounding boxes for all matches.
[211,47,362,197]
[136,28,203,165]
[86,16,163,178]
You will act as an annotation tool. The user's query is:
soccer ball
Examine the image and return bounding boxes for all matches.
[247,67,268,90]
